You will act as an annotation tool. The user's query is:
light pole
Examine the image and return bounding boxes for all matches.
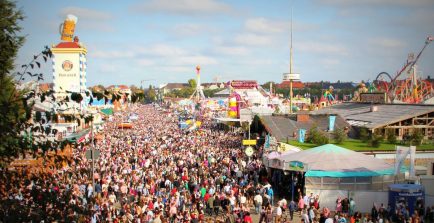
[91,120,95,195]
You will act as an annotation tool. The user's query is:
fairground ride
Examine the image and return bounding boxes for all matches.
[374,36,434,103]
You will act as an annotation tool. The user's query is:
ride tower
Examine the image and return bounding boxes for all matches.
[190,65,205,102]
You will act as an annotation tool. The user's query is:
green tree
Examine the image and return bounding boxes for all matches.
[0,0,27,161]
[369,133,384,148]
[333,128,347,144]
[145,85,157,103]
[410,129,423,146]
[188,79,197,89]
[386,129,397,144]
[0,0,25,76]
[359,128,370,143]
[307,125,329,145]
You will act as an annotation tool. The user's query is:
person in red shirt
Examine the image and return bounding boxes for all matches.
[243,212,253,223]
[204,192,211,202]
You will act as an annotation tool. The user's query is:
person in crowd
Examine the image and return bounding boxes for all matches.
[289,199,297,221]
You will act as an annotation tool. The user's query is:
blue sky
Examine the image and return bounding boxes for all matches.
[15,0,434,87]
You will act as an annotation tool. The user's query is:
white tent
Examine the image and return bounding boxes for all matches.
[277,144,394,177]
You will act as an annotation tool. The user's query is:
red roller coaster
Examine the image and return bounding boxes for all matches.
[375,36,434,103]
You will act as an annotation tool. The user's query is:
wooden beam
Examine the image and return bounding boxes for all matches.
[385,125,434,129]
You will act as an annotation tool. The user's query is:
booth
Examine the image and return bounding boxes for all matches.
[389,184,425,216]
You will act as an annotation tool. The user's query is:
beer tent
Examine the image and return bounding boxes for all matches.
[276,144,404,191]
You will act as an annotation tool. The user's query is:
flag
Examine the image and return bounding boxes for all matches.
[264,134,270,149]
[409,146,416,177]
[395,146,410,174]
[298,129,306,143]
[329,116,336,131]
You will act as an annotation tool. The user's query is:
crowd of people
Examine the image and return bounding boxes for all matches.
[1,103,434,223]
[0,104,270,222]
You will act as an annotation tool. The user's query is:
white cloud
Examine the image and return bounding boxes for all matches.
[132,0,232,16]
[161,66,192,73]
[61,7,112,20]
[59,7,114,32]
[298,41,348,56]
[368,37,406,48]
[245,17,286,33]
[99,64,117,73]
[213,46,250,56]
[234,33,274,46]
[137,59,155,66]
[173,55,218,66]
[318,0,433,7]
[172,24,218,37]
[91,50,135,59]
[140,44,188,57]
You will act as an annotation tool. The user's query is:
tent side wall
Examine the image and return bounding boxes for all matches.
[306,189,389,213]
[305,174,405,191]
[305,174,406,213]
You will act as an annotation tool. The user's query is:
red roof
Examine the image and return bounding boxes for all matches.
[277,81,304,89]
[54,42,81,48]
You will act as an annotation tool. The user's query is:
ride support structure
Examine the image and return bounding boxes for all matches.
[375,36,434,103]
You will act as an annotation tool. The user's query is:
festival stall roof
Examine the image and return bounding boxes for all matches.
[278,144,396,177]
[312,102,434,130]
[100,108,113,116]
[260,114,349,142]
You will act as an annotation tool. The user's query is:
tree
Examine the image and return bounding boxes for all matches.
[410,129,423,146]
[261,81,277,90]
[0,0,25,76]
[359,128,370,143]
[369,133,384,148]
[145,85,157,103]
[386,129,397,144]
[333,128,347,144]
[307,125,329,145]
[188,79,197,89]
[0,0,27,161]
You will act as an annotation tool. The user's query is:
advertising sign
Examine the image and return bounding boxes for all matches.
[55,53,81,92]
[242,139,257,146]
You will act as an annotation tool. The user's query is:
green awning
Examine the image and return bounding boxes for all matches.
[100,108,113,116]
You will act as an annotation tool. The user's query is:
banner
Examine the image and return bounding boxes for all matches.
[409,146,416,177]
[298,129,306,143]
[395,146,410,175]
[264,134,270,148]
[329,116,336,131]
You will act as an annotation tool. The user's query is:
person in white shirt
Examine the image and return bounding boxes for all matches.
[301,209,310,223]
[254,194,263,214]
[275,204,283,222]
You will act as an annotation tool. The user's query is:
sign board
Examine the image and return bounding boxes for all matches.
[85,149,100,160]
[360,93,387,103]
[283,73,300,80]
[242,139,257,146]
[245,146,254,157]
[285,161,307,171]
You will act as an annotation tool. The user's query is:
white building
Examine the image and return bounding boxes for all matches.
[51,37,87,95]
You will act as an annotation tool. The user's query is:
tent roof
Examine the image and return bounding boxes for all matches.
[278,144,394,177]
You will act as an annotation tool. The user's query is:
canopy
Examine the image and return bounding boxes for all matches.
[100,108,113,116]
[278,144,395,177]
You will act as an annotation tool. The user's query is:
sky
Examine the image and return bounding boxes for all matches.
[15,0,434,87]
